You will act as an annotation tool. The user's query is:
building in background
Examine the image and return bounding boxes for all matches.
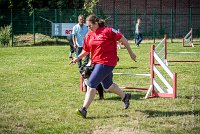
[97,0,200,38]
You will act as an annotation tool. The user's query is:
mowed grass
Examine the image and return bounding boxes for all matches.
[0,41,200,134]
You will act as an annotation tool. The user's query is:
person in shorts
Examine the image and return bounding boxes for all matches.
[70,14,137,118]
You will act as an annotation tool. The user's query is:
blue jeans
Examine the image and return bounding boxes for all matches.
[135,33,143,46]
[69,40,75,53]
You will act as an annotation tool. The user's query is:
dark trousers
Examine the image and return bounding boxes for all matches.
[69,40,75,53]
[76,47,90,68]
[135,33,143,46]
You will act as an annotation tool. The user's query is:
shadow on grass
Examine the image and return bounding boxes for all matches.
[14,40,68,47]
[193,44,200,46]
[87,113,129,119]
[103,93,144,101]
[135,109,200,118]
[178,95,200,99]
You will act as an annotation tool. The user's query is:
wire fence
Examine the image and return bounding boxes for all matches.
[0,7,199,46]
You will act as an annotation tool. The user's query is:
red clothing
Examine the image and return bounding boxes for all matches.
[83,27,122,66]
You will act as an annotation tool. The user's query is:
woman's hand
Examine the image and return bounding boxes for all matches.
[69,57,79,65]
[69,50,89,65]
[130,53,137,62]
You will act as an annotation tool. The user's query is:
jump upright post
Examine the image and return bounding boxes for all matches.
[182,28,194,47]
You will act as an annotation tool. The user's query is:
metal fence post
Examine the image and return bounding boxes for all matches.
[11,8,14,47]
[189,7,192,30]
[170,8,173,43]
[33,9,35,45]
[153,9,155,43]
[75,9,78,23]
[55,9,58,43]
[115,8,118,30]
[134,8,137,43]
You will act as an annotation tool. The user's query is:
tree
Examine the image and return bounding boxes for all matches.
[83,0,99,14]
[1,0,84,9]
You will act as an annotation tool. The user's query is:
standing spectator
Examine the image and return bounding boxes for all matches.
[72,15,89,68]
[67,32,76,58]
[70,14,137,118]
[135,18,142,47]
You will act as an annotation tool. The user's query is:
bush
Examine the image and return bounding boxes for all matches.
[0,25,12,47]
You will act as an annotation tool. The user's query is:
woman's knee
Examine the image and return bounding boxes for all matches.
[88,79,98,88]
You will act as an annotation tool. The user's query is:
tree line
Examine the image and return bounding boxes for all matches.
[0,0,84,9]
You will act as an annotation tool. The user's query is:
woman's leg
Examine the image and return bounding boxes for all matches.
[102,74,131,109]
[101,73,125,99]
[138,33,143,45]
[82,64,114,108]
[135,33,139,46]
[82,86,96,109]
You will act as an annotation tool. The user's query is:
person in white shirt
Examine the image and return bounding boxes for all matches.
[72,15,89,68]
[135,18,143,47]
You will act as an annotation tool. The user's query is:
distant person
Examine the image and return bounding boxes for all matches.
[67,32,75,58]
[70,14,137,118]
[135,18,142,47]
[72,15,89,68]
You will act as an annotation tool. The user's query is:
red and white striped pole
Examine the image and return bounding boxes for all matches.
[150,45,155,97]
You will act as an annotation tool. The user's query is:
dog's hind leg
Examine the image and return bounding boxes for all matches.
[96,84,104,100]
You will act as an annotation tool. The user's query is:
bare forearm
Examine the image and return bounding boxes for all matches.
[72,35,76,46]
[78,50,89,59]
[70,49,89,64]
[119,36,137,61]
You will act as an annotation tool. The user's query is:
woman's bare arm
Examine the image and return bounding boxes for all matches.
[70,49,89,64]
[119,36,137,62]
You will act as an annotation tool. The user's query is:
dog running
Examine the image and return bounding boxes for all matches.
[79,63,104,100]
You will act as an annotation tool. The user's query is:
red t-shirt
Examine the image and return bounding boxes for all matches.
[83,27,122,66]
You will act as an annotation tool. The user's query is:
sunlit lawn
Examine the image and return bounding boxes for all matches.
[0,41,200,133]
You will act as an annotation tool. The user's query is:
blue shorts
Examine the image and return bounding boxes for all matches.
[88,64,115,89]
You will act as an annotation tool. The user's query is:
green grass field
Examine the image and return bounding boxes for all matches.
[0,41,200,134]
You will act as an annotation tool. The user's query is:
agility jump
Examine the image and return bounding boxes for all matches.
[148,45,177,98]
[182,28,193,47]
[113,45,177,99]
[80,43,177,99]
[158,34,200,64]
